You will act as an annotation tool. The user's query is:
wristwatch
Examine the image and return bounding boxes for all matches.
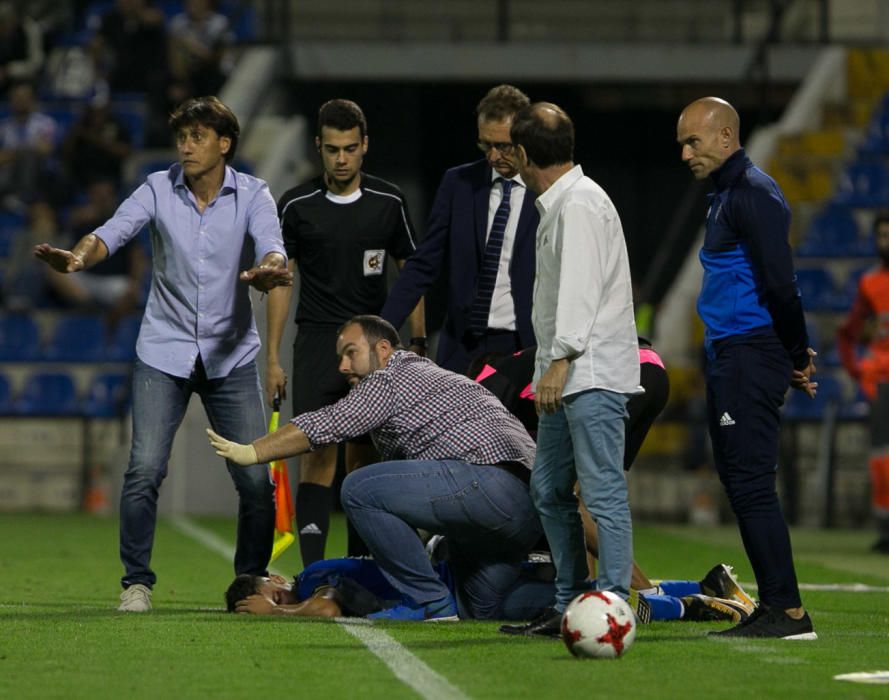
[409,336,428,349]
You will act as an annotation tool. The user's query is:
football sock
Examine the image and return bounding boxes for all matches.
[645,594,683,621]
[296,482,332,567]
[658,580,701,597]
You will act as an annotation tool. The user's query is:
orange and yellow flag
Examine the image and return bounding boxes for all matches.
[268,397,295,563]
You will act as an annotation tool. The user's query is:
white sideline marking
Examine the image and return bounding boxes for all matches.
[169,515,468,700]
[741,581,889,594]
[340,619,470,700]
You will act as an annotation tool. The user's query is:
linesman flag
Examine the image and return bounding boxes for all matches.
[268,395,295,563]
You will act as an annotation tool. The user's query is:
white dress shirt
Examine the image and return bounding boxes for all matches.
[485,171,527,331]
[531,164,640,397]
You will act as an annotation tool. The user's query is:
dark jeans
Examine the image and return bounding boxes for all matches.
[341,459,543,619]
[120,358,275,588]
[706,335,802,609]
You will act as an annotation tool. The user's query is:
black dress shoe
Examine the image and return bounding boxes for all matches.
[499,606,562,638]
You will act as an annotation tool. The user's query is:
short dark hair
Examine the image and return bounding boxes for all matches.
[317,99,368,139]
[510,102,574,169]
[339,315,403,350]
[225,574,261,612]
[873,211,889,232]
[476,84,530,123]
[169,96,240,162]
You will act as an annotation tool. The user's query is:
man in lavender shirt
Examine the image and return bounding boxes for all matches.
[35,96,292,612]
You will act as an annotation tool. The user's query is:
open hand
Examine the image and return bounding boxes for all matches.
[34,244,84,273]
[206,428,258,466]
[239,265,293,292]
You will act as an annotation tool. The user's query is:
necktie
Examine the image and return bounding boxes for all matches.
[469,178,514,335]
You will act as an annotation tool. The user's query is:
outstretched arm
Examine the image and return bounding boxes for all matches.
[207,422,312,465]
[34,233,109,273]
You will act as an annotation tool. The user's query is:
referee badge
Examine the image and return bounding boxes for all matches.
[363,249,385,276]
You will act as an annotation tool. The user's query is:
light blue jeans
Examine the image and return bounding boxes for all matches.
[531,388,632,610]
[120,358,275,588]
[341,459,543,619]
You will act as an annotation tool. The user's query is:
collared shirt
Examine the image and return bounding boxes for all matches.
[532,164,640,397]
[485,171,527,331]
[94,164,285,379]
[292,350,536,468]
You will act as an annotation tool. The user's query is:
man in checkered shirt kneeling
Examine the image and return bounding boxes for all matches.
[208,314,543,622]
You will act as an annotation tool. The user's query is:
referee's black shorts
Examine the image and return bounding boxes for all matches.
[291,324,350,415]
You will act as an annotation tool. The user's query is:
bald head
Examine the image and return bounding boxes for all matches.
[677,97,741,180]
[510,101,574,168]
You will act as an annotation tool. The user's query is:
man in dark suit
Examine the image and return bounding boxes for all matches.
[381,85,538,373]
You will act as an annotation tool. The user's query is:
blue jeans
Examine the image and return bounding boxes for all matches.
[341,459,543,619]
[120,358,275,588]
[531,389,632,610]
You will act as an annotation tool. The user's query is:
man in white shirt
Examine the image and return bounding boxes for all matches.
[501,103,641,637]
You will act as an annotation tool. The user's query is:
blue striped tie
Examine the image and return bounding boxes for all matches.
[469,178,513,335]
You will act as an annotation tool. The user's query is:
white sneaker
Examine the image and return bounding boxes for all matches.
[118,584,152,612]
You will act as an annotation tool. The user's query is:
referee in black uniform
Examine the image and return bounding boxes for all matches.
[265,99,426,566]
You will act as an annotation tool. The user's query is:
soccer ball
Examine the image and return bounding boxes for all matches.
[561,591,637,659]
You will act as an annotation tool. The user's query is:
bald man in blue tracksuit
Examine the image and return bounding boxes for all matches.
[677,97,818,640]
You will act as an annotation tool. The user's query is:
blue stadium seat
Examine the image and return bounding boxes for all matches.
[0,373,11,414]
[0,315,42,361]
[795,268,840,311]
[43,315,107,362]
[796,206,863,257]
[106,314,141,362]
[0,228,17,258]
[14,372,80,416]
[783,374,843,421]
[82,372,131,417]
[834,161,889,207]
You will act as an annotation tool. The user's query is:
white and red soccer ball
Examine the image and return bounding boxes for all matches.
[561,591,637,659]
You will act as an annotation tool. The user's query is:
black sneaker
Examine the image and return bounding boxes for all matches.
[699,564,756,609]
[681,594,753,623]
[709,605,817,640]
[871,537,889,554]
[499,606,562,638]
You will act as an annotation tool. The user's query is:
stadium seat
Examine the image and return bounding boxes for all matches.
[0,315,42,361]
[105,314,142,362]
[42,315,107,362]
[796,206,862,257]
[13,372,80,416]
[795,268,840,311]
[783,374,843,421]
[0,373,11,414]
[82,372,131,418]
[834,161,889,207]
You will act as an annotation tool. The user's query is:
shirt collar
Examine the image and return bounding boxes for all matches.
[710,148,749,191]
[173,163,238,195]
[489,169,526,189]
[535,163,583,215]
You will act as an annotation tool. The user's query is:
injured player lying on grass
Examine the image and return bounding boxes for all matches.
[225,551,756,630]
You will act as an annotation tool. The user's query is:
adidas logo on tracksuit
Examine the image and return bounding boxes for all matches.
[719,412,736,427]
[300,523,323,535]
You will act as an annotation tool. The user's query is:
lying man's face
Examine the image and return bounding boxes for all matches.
[256,575,297,605]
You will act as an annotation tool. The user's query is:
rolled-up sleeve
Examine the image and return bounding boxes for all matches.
[247,182,286,262]
[93,183,155,257]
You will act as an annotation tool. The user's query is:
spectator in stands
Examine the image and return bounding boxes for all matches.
[91,0,169,146]
[33,96,292,613]
[1,200,58,311]
[0,81,57,211]
[837,213,889,554]
[45,179,148,323]
[676,96,817,639]
[0,2,44,93]
[60,90,133,190]
[168,0,234,98]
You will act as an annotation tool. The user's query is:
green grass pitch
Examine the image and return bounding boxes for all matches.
[1,512,887,699]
